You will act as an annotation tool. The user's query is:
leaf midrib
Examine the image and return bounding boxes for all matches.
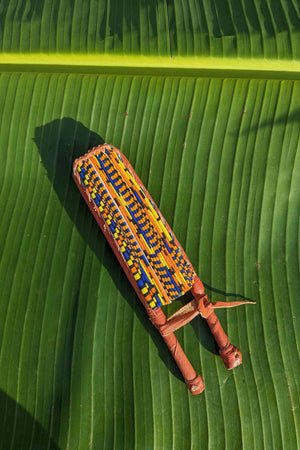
[1,54,300,80]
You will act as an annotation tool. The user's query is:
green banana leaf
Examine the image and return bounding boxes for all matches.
[0,1,299,449]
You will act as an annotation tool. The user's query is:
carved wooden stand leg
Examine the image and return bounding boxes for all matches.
[205,311,242,369]
[143,276,254,393]
[191,277,253,369]
[146,306,204,395]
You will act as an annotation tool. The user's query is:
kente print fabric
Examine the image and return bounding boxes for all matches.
[73,145,196,309]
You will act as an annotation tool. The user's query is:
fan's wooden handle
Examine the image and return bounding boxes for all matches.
[191,277,243,369]
[147,307,204,394]
[205,311,242,369]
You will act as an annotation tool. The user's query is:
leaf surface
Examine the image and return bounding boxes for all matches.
[0,2,299,449]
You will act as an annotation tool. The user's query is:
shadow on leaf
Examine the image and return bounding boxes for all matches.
[33,118,187,390]
[0,389,59,449]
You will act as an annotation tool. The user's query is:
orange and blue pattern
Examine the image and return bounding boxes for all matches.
[74,146,195,309]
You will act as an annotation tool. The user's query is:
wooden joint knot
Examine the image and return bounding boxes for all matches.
[197,295,214,318]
